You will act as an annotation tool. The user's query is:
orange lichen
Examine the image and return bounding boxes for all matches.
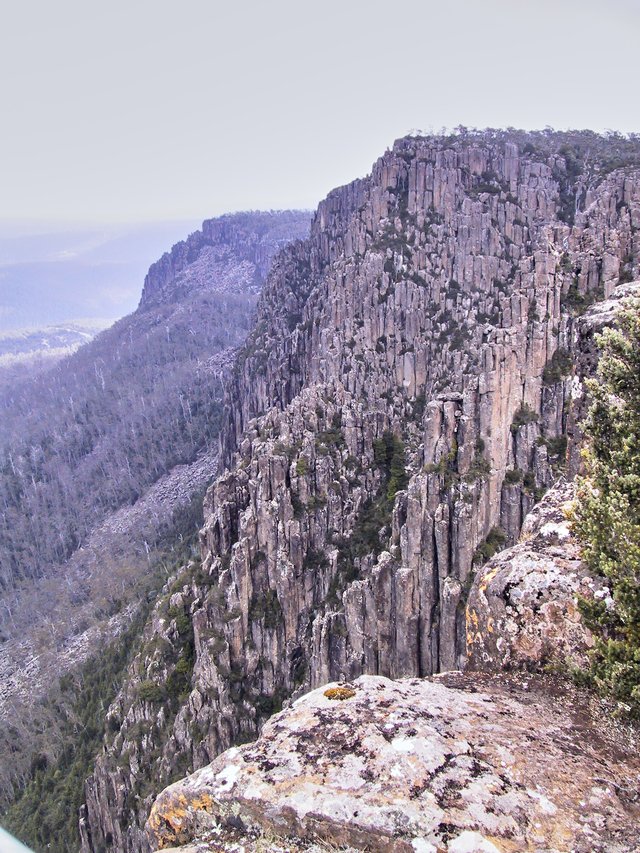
[324,686,356,701]
[479,565,499,594]
[466,608,480,650]
[147,791,215,847]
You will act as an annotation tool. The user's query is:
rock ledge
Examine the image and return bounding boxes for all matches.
[147,673,640,852]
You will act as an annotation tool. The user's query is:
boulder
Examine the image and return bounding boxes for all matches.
[466,481,607,672]
[147,673,640,852]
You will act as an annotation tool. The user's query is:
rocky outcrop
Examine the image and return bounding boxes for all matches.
[191,131,639,744]
[465,480,605,672]
[82,130,640,852]
[146,673,640,853]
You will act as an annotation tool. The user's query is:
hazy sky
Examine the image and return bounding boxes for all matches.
[1,0,639,223]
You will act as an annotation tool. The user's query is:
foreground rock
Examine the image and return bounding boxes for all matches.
[147,673,640,853]
[465,481,606,672]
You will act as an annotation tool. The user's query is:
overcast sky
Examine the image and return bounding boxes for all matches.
[1,0,639,223]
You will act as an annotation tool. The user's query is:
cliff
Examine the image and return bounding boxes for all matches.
[81,130,640,852]
[140,212,310,310]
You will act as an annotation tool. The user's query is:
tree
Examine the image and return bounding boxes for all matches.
[571,298,640,715]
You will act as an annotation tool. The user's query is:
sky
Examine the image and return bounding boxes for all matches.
[1,0,639,223]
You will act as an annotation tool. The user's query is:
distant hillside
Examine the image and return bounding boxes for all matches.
[0,210,310,811]
[0,321,110,388]
[0,322,103,357]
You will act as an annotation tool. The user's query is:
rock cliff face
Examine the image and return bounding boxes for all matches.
[82,130,640,852]
[139,212,310,310]
[466,479,595,672]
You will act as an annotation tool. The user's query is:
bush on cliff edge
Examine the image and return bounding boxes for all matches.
[572,298,640,715]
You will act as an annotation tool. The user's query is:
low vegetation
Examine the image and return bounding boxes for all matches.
[510,403,539,432]
[327,431,407,606]
[542,348,573,385]
[473,527,507,565]
[571,300,640,716]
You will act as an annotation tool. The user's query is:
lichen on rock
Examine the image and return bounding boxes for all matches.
[465,480,604,672]
[146,674,640,853]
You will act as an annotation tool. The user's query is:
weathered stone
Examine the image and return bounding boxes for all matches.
[466,481,604,672]
[147,674,640,853]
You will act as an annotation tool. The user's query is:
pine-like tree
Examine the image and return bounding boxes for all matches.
[571,298,640,715]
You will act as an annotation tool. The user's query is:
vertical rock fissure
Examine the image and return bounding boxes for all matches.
[432,526,441,674]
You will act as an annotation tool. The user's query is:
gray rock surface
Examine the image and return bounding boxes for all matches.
[465,480,605,671]
[140,211,310,309]
[146,674,640,853]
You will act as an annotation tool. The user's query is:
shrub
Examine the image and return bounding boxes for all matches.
[545,435,568,459]
[273,441,299,461]
[249,589,282,629]
[571,299,640,715]
[504,468,523,485]
[373,430,408,500]
[138,680,164,703]
[316,427,345,450]
[542,348,573,385]
[306,494,327,511]
[291,493,304,519]
[303,548,329,573]
[511,403,539,433]
[412,393,426,421]
[473,527,507,565]
[561,282,604,315]
[463,451,491,483]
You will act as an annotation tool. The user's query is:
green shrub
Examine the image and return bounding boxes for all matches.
[273,441,299,460]
[546,435,568,459]
[561,282,604,315]
[316,427,345,450]
[542,348,573,385]
[463,451,491,483]
[473,527,507,565]
[373,430,408,500]
[412,393,426,421]
[291,493,305,519]
[504,468,523,485]
[249,589,282,629]
[303,548,329,573]
[510,403,539,432]
[138,680,165,702]
[571,299,640,715]
[306,494,327,511]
